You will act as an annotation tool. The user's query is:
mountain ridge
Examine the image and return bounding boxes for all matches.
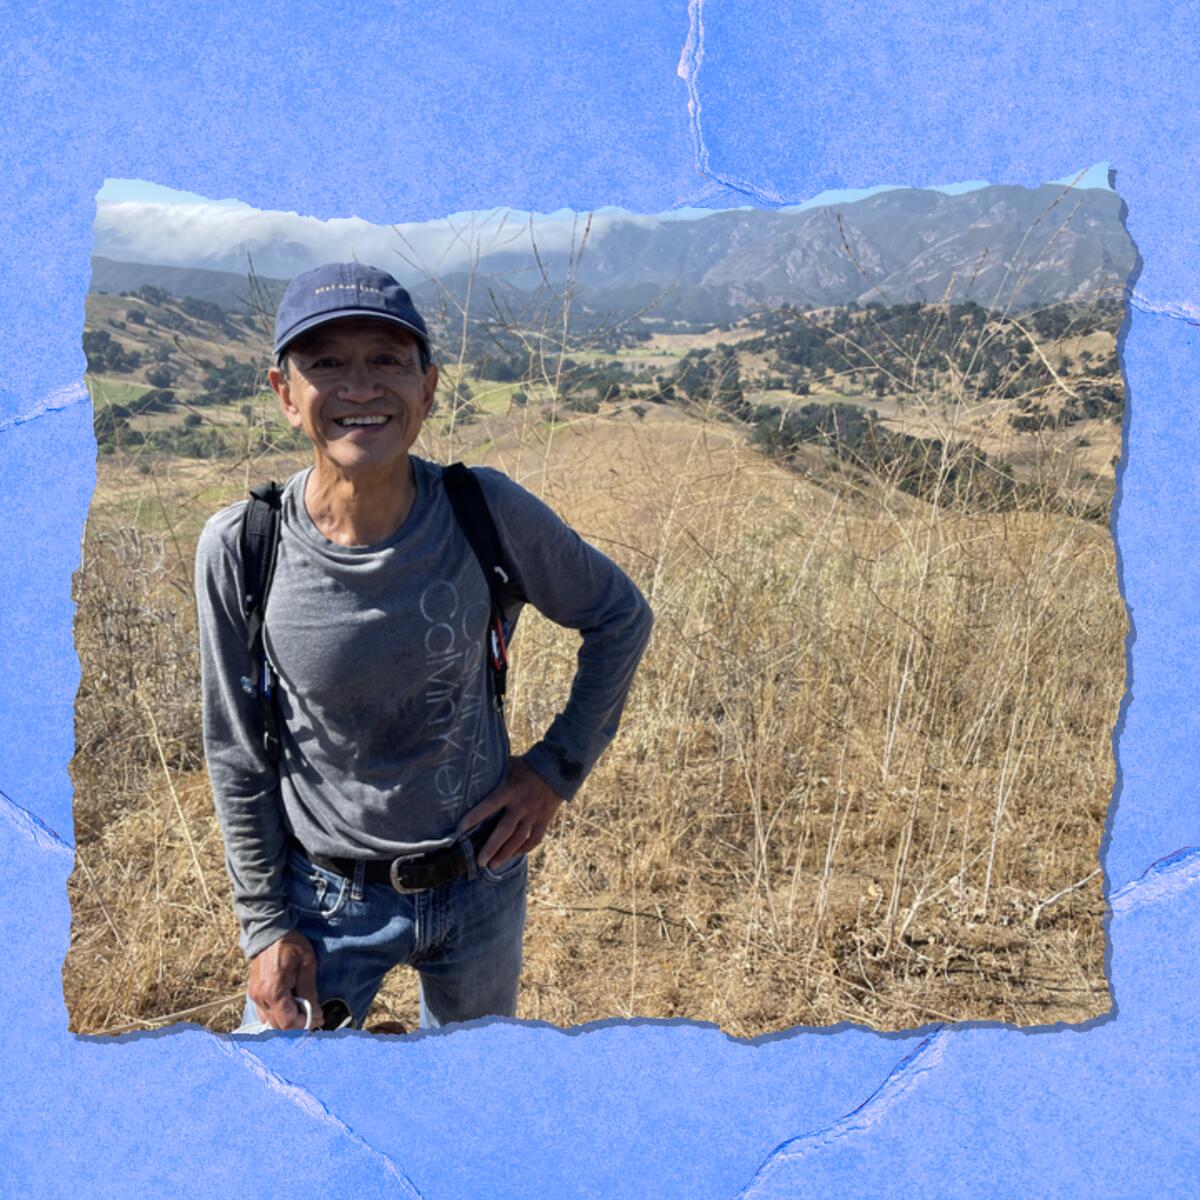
[90,184,1133,323]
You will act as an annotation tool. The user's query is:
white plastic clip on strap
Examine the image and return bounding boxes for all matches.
[296,997,352,1032]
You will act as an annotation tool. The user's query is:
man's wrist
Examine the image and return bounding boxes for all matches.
[520,744,578,803]
[241,912,298,961]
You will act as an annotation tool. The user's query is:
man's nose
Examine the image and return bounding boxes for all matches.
[337,359,383,399]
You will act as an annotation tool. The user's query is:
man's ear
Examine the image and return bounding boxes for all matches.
[420,362,439,420]
[269,364,303,429]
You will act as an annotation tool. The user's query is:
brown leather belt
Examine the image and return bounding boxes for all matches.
[291,812,503,895]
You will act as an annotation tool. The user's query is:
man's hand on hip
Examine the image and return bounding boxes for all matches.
[248,929,322,1030]
[457,757,564,871]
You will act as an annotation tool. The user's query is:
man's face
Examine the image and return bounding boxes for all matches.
[268,317,437,476]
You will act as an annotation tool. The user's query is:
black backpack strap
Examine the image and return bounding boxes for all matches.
[239,481,285,761]
[442,462,511,713]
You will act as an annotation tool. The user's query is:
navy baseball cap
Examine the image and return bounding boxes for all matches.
[273,263,432,365]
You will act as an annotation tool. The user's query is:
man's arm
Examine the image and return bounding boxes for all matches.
[195,507,319,1029]
[456,470,654,865]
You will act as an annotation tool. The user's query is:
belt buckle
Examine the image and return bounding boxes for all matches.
[388,853,429,895]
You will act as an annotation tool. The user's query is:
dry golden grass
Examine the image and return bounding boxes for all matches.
[65,394,1120,1037]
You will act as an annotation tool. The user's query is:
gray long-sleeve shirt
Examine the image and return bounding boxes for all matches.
[195,455,653,958]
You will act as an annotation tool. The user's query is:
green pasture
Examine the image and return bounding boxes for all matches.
[86,375,155,408]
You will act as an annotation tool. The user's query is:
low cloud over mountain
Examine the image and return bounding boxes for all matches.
[92,184,1132,320]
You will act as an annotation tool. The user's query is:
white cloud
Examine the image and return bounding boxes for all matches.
[92,167,1110,283]
[92,199,662,282]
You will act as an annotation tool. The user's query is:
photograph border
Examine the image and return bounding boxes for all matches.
[1,3,1196,1195]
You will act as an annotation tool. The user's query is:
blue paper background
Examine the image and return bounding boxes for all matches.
[1,2,1196,1195]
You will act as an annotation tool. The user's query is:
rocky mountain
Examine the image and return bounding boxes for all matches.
[565,186,1132,316]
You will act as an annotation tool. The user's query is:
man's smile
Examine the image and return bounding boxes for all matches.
[333,414,392,428]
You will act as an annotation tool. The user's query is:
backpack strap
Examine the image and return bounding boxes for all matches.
[442,462,511,713]
[239,481,285,762]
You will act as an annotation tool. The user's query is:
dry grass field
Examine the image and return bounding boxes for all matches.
[65,380,1122,1036]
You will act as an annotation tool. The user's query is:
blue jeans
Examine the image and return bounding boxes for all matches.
[236,840,528,1033]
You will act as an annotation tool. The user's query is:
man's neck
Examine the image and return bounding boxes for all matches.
[305,455,418,547]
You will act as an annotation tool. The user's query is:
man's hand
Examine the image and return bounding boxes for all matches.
[457,757,564,871]
[248,929,322,1030]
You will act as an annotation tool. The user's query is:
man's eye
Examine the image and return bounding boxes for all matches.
[310,357,340,369]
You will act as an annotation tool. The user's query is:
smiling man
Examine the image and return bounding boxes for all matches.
[195,262,653,1033]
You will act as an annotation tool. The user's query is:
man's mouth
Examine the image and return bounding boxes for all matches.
[333,415,392,428]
